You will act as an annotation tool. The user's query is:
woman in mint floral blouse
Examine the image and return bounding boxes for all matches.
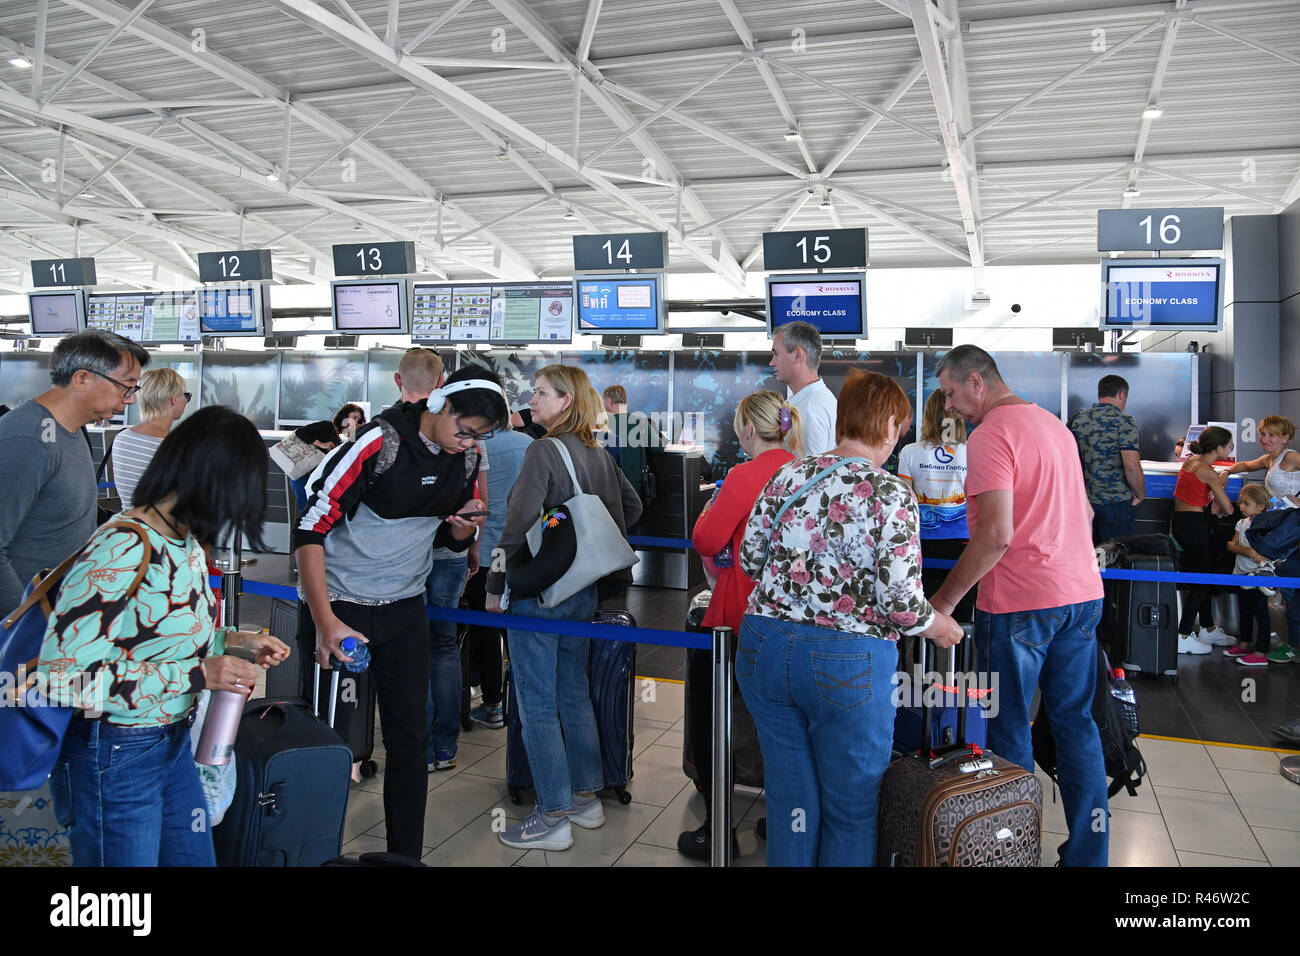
[737,369,963,867]
[40,407,289,867]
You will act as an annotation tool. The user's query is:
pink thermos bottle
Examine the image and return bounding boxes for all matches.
[194,645,255,766]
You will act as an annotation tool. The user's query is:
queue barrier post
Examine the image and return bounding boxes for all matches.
[711,625,734,868]
[218,529,243,630]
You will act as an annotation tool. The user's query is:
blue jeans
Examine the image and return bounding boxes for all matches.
[426,556,467,758]
[507,586,603,815]
[735,614,896,867]
[50,718,216,867]
[974,598,1108,868]
[1092,500,1135,544]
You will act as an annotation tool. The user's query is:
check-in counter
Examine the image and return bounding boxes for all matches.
[632,446,712,589]
[1133,460,1247,537]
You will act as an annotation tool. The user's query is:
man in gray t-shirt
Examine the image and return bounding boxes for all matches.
[0,331,146,612]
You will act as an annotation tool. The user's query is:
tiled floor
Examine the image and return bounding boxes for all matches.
[233,556,1300,866]
[309,677,1300,868]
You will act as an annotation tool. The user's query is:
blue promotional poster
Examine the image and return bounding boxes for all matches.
[768,277,865,337]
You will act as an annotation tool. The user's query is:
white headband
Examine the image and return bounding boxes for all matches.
[427,378,505,414]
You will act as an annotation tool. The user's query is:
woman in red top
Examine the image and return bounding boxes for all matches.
[678,390,802,860]
[1171,426,1235,655]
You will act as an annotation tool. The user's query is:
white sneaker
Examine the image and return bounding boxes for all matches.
[498,810,573,851]
[1198,626,1236,647]
[1178,633,1213,655]
[565,796,606,830]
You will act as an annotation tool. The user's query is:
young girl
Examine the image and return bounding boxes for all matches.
[1171,426,1236,654]
[1225,485,1277,666]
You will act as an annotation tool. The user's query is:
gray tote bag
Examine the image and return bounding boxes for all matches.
[525,438,639,607]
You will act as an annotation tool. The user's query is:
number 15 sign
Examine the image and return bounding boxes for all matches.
[762,228,868,271]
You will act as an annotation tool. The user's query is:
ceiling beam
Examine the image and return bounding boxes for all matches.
[576,0,603,64]
[909,0,984,287]
[715,0,817,173]
[44,0,158,105]
[479,0,746,285]
[403,0,475,55]
[1191,14,1300,68]
[982,166,1131,225]
[1280,167,1300,210]
[1123,1,1187,202]
[833,187,969,262]
[822,61,924,178]
[56,0,539,278]
[741,191,812,269]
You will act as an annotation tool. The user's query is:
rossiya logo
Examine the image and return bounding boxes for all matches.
[816,284,857,293]
[1165,270,1212,279]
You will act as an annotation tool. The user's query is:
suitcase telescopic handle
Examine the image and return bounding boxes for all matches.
[917,624,978,757]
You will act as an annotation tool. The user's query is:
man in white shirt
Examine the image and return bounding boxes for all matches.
[770,321,838,455]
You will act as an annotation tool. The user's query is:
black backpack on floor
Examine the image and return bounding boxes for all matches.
[1033,643,1146,799]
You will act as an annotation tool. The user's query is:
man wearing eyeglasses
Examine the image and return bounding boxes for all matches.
[0,329,148,613]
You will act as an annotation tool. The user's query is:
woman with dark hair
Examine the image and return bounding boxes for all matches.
[1171,425,1236,655]
[295,365,508,858]
[332,403,366,441]
[736,370,963,866]
[38,406,290,867]
[486,363,642,852]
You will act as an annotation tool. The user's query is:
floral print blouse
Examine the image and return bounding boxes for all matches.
[739,455,935,641]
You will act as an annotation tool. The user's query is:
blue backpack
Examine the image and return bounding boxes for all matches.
[0,521,151,791]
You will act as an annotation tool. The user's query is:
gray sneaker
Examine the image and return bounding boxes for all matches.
[566,796,606,830]
[499,810,573,851]
[1269,716,1300,745]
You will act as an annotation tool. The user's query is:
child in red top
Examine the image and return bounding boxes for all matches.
[679,390,802,862]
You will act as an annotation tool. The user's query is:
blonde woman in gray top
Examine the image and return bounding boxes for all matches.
[110,368,190,510]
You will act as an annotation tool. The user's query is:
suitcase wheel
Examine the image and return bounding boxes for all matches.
[461,716,473,732]
[615,788,632,806]
[694,780,704,793]
[360,759,379,779]
[756,817,766,840]
[508,786,523,805]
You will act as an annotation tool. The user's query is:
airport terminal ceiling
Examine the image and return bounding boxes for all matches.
[0,0,1296,297]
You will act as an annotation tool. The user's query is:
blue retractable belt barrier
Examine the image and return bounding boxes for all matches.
[211,576,711,650]
[98,482,115,490]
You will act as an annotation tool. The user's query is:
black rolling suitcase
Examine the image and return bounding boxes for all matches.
[876,635,1043,867]
[264,597,304,700]
[681,590,764,790]
[212,697,352,867]
[1107,553,1179,678]
[504,609,637,806]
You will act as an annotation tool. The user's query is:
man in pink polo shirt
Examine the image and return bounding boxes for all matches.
[929,345,1108,868]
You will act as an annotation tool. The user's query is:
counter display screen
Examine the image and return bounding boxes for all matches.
[1101,259,1224,330]
[412,282,572,343]
[575,275,663,333]
[86,290,201,342]
[28,291,84,335]
[765,273,866,340]
[331,280,408,333]
[200,287,263,336]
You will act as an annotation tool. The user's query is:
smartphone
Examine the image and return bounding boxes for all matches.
[450,510,491,519]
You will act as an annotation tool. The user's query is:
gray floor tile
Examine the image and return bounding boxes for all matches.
[343,788,387,843]
[1176,850,1270,867]
[625,744,693,807]
[422,818,529,867]
[615,842,705,867]
[1153,786,1267,861]
[1219,768,1300,831]
[1107,807,1179,867]
[1140,738,1228,793]
[1205,743,1284,774]
[1251,826,1300,866]
[419,774,513,849]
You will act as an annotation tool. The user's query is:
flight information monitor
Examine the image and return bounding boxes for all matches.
[574,274,665,334]
[28,290,86,336]
[1100,258,1225,331]
[411,281,573,344]
[331,278,410,334]
[765,272,867,341]
[199,284,269,337]
[86,290,202,343]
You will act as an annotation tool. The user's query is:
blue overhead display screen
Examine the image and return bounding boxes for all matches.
[765,273,867,340]
[575,275,663,333]
[199,287,262,336]
[1101,259,1224,330]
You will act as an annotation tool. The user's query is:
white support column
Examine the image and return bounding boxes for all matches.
[908,0,984,288]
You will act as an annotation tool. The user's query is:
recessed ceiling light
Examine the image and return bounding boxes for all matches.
[495,147,509,161]
[784,128,801,142]
[1122,187,1140,199]
[266,170,280,182]
[562,209,577,221]
[1142,105,1162,119]
[8,56,32,69]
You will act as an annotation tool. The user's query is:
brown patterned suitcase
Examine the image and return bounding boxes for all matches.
[876,632,1043,867]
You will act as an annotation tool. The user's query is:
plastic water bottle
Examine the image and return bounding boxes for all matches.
[1110,668,1139,741]
[1270,496,1291,510]
[339,636,370,673]
[706,480,735,568]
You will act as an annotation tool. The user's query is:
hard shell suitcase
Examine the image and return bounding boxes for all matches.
[264,597,303,700]
[1107,553,1179,678]
[504,609,637,806]
[298,602,379,779]
[212,697,352,867]
[876,634,1043,868]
